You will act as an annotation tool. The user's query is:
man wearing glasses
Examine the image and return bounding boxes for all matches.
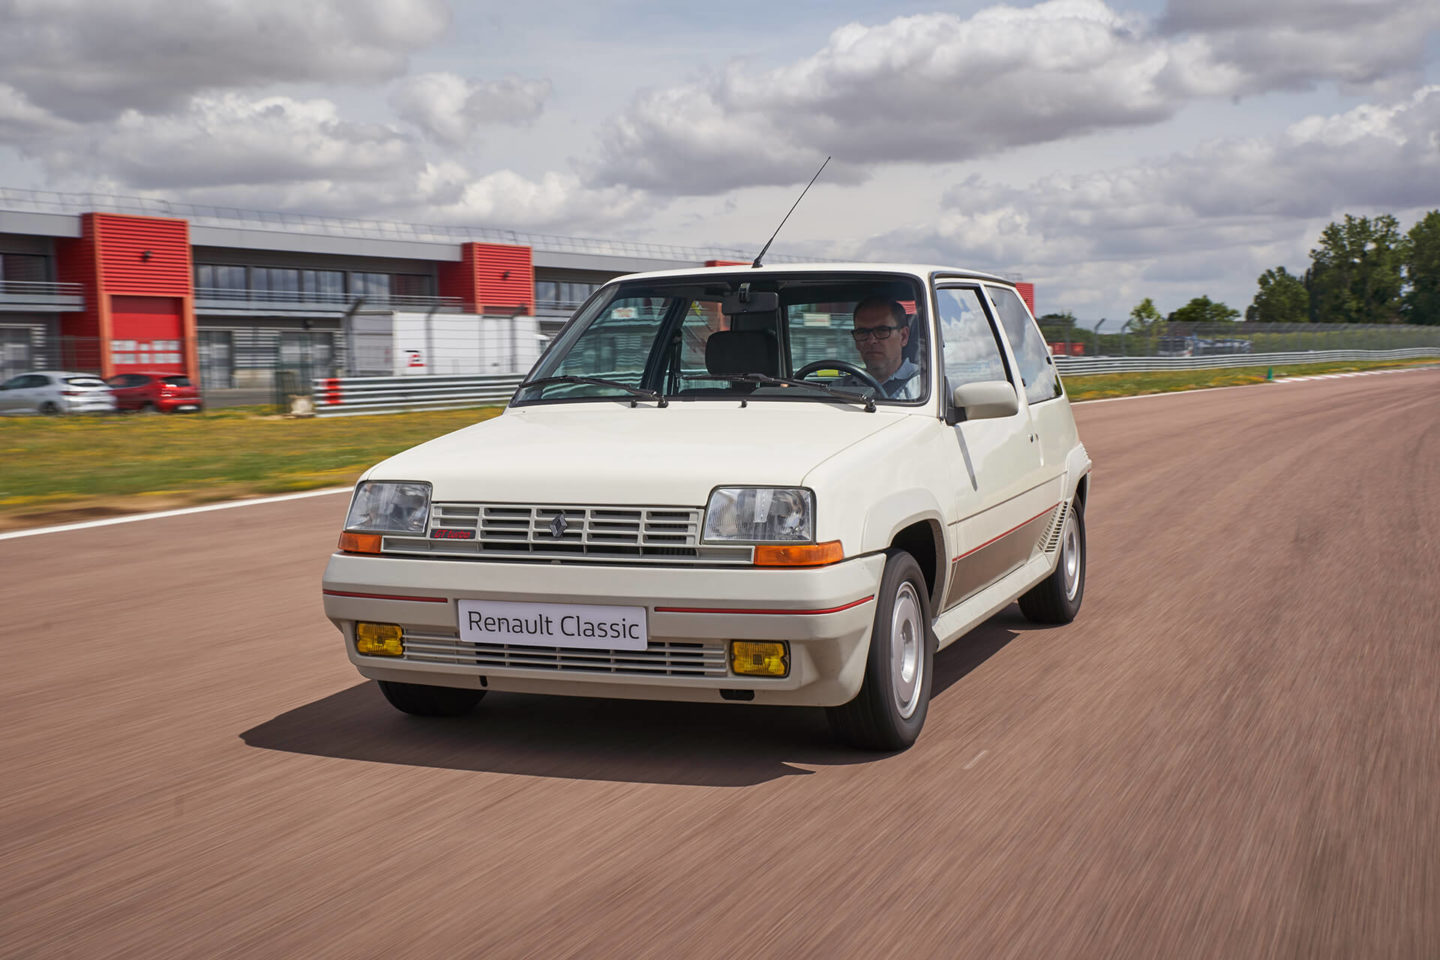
[847,297,923,399]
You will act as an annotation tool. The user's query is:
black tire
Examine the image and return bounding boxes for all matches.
[39,401,59,416]
[827,549,935,751]
[377,679,485,717]
[1018,498,1086,624]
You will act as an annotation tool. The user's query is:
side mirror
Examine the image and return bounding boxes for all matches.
[951,380,1018,420]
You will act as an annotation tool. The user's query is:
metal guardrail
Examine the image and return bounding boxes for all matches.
[313,374,524,417]
[1054,348,1440,377]
[310,348,1440,417]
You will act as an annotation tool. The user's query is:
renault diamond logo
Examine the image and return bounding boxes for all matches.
[549,514,568,538]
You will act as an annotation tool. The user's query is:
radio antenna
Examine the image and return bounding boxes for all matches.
[752,155,830,268]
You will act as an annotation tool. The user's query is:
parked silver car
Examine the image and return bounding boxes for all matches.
[0,370,116,415]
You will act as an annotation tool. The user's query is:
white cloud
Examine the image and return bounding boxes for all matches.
[36,94,419,189]
[587,0,1440,196]
[855,87,1440,315]
[390,72,553,145]
[0,0,449,121]
[19,90,650,232]
[0,83,75,142]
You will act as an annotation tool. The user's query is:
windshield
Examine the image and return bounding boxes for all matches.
[515,272,929,406]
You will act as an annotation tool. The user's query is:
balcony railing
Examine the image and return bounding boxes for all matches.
[194,287,463,314]
[0,280,84,310]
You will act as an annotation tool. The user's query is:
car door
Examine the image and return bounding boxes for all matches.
[0,373,43,413]
[934,285,1050,610]
[0,374,24,413]
[983,284,1073,501]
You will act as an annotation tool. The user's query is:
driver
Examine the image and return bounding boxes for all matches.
[846,297,922,399]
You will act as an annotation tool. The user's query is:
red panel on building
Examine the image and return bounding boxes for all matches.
[54,213,197,378]
[438,242,533,314]
[1015,281,1035,313]
[705,260,747,267]
[110,296,186,372]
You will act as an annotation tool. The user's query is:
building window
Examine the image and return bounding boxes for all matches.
[536,280,560,306]
[352,272,390,299]
[254,267,301,297]
[0,253,50,284]
[302,270,345,301]
[196,264,248,296]
[391,274,433,298]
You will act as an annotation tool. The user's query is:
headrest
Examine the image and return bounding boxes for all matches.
[705,329,779,377]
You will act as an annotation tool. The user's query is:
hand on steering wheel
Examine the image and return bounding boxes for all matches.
[793,359,884,394]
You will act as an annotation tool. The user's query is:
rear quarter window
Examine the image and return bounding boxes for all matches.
[986,285,1061,405]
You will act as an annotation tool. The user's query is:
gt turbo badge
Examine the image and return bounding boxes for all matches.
[430,528,475,540]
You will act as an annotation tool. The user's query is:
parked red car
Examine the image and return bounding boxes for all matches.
[104,372,203,413]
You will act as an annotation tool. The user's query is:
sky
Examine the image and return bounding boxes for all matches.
[1,0,1437,323]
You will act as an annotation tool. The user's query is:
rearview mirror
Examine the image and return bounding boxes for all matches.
[952,380,1018,420]
[721,289,779,315]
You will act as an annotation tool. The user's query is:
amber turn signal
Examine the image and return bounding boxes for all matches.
[338,531,382,554]
[731,641,789,677]
[753,540,843,567]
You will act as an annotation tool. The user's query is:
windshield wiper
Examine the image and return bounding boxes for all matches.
[518,375,668,407]
[681,373,875,412]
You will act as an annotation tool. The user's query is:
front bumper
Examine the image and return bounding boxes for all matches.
[322,552,886,707]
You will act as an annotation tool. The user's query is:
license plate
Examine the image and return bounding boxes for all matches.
[176,404,198,412]
[457,599,648,651]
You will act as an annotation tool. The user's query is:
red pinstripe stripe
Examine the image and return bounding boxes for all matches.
[323,589,448,604]
[951,504,1060,563]
[655,595,875,615]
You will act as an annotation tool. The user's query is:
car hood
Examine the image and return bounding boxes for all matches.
[366,401,913,505]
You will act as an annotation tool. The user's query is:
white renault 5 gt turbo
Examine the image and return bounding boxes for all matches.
[322,264,1091,750]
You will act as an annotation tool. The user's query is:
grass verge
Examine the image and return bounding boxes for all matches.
[0,356,1433,530]
[0,407,500,530]
[1062,356,1436,401]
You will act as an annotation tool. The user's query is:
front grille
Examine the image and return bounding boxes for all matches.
[401,629,728,677]
[381,502,752,565]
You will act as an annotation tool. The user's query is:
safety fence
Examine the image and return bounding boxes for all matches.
[309,348,1438,417]
[312,374,525,417]
[1053,347,1440,377]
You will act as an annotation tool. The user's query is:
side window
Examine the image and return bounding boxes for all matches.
[936,288,1008,389]
[672,300,727,382]
[987,286,1061,404]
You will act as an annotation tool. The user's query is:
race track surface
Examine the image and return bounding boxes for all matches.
[3,369,1437,959]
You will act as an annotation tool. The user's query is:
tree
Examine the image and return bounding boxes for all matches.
[1166,296,1239,326]
[1306,214,1404,323]
[1127,298,1163,333]
[1246,267,1309,323]
[1403,210,1440,325]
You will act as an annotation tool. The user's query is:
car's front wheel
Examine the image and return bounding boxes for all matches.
[827,549,935,751]
[1018,498,1086,624]
[377,680,485,717]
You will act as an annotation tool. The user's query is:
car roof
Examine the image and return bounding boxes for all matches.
[607,262,1018,286]
[21,370,103,378]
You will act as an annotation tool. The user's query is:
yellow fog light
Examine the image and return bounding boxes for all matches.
[356,622,404,656]
[731,641,789,677]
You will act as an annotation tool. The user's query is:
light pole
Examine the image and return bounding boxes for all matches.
[1094,318,1107,356]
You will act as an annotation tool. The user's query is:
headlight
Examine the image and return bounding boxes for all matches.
[703,487,814,542]
[344,481,431,535]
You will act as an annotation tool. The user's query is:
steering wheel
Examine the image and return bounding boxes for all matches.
[794,359,884,394]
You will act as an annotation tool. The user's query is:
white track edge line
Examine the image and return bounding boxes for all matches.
[0,486,353,541]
